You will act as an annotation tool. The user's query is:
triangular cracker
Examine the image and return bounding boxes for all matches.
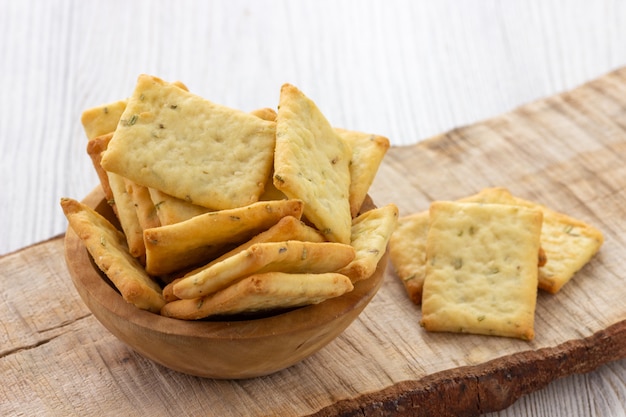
[60,198,165,313]
[273,84,352,244]
[101,74,276,210]
[161,272,354,320]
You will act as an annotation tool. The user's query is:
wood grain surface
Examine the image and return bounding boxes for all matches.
[2,67,626,417]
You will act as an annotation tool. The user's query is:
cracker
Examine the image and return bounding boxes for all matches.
[144,199,305,276]
[389,210,429,304]
[161,271,353,320]
[462,187,604,293]
[147,188,212,226]
[335,128,390,217]
[250,107,277,122]
[338,204,398,283]
[161,215,326,301]
[80,99,128,140]
[421,201,543,340]
[273,83,352,244]
[86,132,114,203]
[80,80,189,141]
[124,180,161,230]
[107,172,145,260]
[173,241,355,299]
[532,208,604,293]
[60,198,165,313]
[100,74,276,210]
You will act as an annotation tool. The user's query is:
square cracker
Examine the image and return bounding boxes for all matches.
[273,84,352,244]
[107,172,146,260]
[461,187,604,293]
[421,201,543,340]
[100,74,276,210]
[144,199,305,276]
[338,203,398,283]
[60,198,165,313]
[161,215,326,301]
[161,272,353,320]
[389,210,429,305]
[86,132,114,202]
[173,240,355,299]
[147,187,212,226]
[81,99,128,140]
[335,128,390,217]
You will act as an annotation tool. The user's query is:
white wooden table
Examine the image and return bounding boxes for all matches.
[2,1,625,415]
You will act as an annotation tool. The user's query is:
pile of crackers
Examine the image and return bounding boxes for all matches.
[390,187,604,340]
[62,74,398,319]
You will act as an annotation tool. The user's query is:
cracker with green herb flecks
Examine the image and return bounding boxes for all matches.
[273,83,352,244]
[81,100,128,141]
[147,187,212,226]
[421,201,543,340]
[172,240,355,299]
[100,74,276,210]
[79,81,188,141]
[161,215,326,301]
[107,172,146,261]
[60,197,165,313]
[389,210,430,305]
[460,187,604,293]
[143,199,305,276]
[161,271,353,320]
[338,203,398,283]
[335,128,390,217]
[86,132,115,203]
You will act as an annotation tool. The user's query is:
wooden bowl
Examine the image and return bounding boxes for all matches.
[64,187,387,379]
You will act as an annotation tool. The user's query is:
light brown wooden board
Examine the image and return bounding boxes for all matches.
[2,68,626,416]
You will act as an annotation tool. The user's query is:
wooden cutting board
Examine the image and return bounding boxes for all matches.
[2,67,626,417]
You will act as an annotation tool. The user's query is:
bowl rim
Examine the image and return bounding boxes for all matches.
[64,186,386,342]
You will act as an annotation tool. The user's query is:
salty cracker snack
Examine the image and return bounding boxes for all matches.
[147,188,212,226]
[173,241,356,299]
[535,210,604,293]
[86,132,114,203]
[461,187,604,293]
[60,198,165,313]
[81,99,128,140]
[335,128,390,217]
[144,199,305,276]
[107,172,146,260]
[80,80,189,141]
[273,83,352,244]
[338,203,399,283]
[100,74,276,210]
[250,107,277,122]
[124,180,161,230]
[161,271,354,320]
[388,210,429,305]
[421,201,543,340]
[162,215,326,301]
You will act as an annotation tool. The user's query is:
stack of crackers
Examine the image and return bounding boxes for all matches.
[62,74,398,319]
[389,187,604,340]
